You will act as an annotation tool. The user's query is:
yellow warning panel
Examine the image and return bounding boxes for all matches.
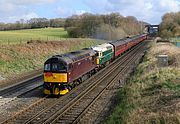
[60,89,69,95]
[44,73,67,83]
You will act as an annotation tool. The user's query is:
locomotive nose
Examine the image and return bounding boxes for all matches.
[44,73,68,83]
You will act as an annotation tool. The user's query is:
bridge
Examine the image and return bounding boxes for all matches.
[145,25,159,36]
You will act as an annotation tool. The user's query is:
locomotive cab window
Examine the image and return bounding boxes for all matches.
[44,64,50,71]
[52,63,66,71]
[98,52,102,57]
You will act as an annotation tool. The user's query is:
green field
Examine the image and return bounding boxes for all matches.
[0,28,68,44]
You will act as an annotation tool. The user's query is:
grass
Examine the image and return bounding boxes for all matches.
[0,28,68,44]
[0,38,105,80]
[105,41,180,124]
[0,28,106,80]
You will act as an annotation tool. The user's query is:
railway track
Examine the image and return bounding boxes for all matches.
[73,45,146,124]
[1,41,148,124]
[0,69,43,89]
[47,41,147,124]
[0,83,43,106]
[0,74,44,122]
[0,74,43,98]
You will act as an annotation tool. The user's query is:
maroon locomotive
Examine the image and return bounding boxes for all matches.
[44,48,97,95]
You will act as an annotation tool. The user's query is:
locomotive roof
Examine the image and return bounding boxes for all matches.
[45,48,96,64]
[92,43,113,52]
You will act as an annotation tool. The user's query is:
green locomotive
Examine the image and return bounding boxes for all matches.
[92,43,114,66]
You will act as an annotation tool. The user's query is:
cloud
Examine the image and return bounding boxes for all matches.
[0,0,179,24]
[5,0,57,5]
[0,0,57,23]
[83,0,112,14]
[0,12,38,23]
[158,0,180,12]
[20,12,39,21]
[83,0,180,24]
[56,6,87,18]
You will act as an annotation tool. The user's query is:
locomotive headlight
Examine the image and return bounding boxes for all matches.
[96,59,99,64]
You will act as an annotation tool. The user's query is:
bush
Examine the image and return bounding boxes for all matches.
[160,12,180,38]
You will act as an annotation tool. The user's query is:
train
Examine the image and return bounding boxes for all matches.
[43,34,147,95]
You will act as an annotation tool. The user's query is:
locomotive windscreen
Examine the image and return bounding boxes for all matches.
[44,62,67,72]
[44,63,50,71]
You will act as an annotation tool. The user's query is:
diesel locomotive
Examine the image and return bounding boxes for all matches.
[43,34,147,95]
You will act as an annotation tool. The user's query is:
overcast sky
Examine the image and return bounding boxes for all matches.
[0,0,179,24]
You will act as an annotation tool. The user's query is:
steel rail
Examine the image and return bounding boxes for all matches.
[1,41,146,124]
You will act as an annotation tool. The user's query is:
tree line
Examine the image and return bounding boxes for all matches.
[0,18,65,30]
[0,12,147,40]
[160,12,180,38]
[64,13,146,40]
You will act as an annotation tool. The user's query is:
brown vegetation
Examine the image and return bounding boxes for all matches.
[160,12,180,38]
[106,40,180,124]
[0,39,101,80]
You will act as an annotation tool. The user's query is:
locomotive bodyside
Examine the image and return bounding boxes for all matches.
[43,49,97,95]
[68,49,97,83]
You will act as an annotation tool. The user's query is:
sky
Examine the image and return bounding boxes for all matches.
[0,0,179,24]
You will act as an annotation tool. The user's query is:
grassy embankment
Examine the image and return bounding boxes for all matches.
[105,40,180,124]
[0,28,104,80]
